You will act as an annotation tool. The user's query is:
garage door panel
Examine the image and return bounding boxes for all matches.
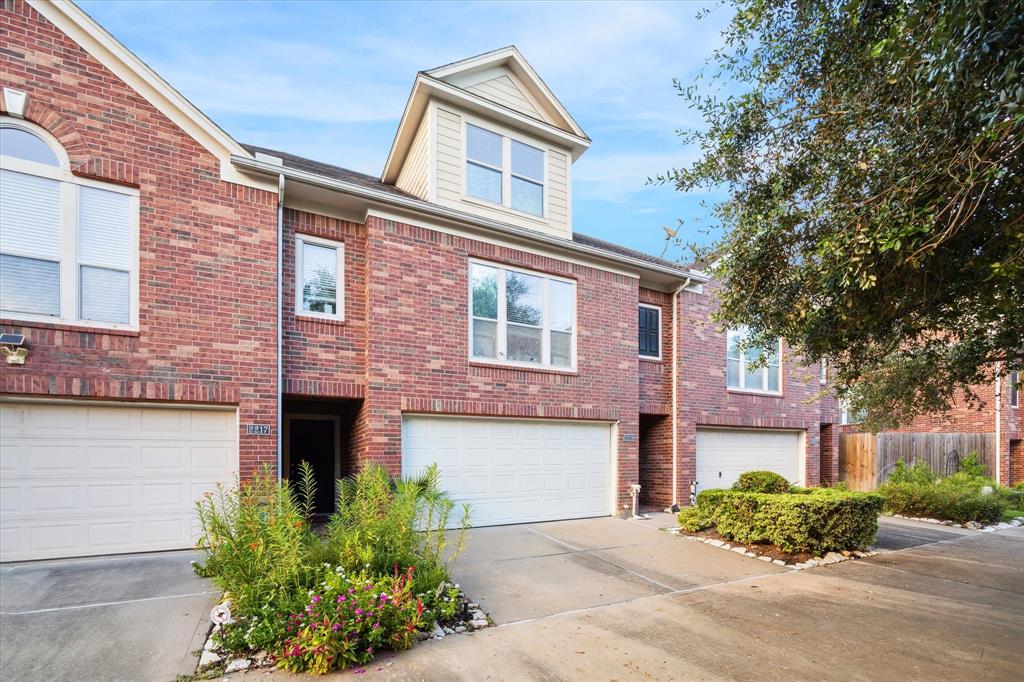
[0,402,238,562]
[696,428,802,494]
[403,416,611,527]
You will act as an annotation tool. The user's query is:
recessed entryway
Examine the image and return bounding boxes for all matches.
[282,398,361,514]
[401,415,614,526]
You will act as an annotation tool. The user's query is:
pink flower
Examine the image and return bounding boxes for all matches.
[311,595,321,604]
[355,608,363,616]
[332,623,341,631]
[373,622,380,629]
[337,595,346,603]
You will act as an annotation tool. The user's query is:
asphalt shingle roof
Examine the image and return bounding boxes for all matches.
[242,144,689,275]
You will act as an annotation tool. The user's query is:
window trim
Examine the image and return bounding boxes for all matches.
[294,233,345,322]
[1011,371,1019,409]
[462,117,548,221]
[839,399,863,425]
[0,117,139,332]
[726,327,783,395]
[638,303,662,361]
[467,258,576,371]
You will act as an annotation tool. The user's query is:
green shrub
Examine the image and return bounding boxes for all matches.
[711,489,884,554]
[732,470,791,494]
[677,506,711,532]
[958,453,987,478]
[888,460,936,485]
[326,464,469,597]
[879,480,1007,523]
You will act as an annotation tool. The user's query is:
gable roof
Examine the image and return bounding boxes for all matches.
[29,0,266,189]
[381,47,591,184]
[425,46,586,138]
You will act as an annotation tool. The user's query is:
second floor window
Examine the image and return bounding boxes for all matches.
[1011,371,1019,408]
[465,123,545,217]
[470,261,574,369]
[726,327,781,393]
[638,304,661,359]
[295,234,344,320]
[0,118,138,328]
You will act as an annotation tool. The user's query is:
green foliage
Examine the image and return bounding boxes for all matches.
[326,464,469,597]
[732,470,791,494]
[661,0,1024,430]
[277,567,424,675]
[677,506,712,532]
[701,489,884,554]
[888,460,937,485]
[879,458,1009,523]
[194,463,468,663]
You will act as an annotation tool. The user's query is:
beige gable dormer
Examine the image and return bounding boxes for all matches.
[382,47,590,240]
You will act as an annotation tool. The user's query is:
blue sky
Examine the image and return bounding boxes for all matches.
[79,0,734,261]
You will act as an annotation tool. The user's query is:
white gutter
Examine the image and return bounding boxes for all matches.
[995,364,1002,486]
[276,173,285,479]
[671,277,691,507]
[231,154,708,286]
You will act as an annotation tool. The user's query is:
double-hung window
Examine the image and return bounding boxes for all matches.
[465,123,545,217]
[638,304,661,359]
[1011,371,1019,408]
[470,261,574,369]
[295,234,344,320]
[726,327,781,393]
[0,118,138,328]
[839,400,865,425]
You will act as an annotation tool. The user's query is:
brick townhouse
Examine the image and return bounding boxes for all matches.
[3,0,853,562]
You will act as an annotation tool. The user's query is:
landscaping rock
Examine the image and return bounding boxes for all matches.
[467,602,479,609]
[455,625,466,633]
[198,650,222,669]
[757,555,773,562]
[731,546,748,555]
[469,619,489,629]
[225,659,251,673]
[430,623,445,640]
[470,608,487,621]
[821,552,845,565]
[772,559,786,566]
[708,539,725,548]
[443,626,454,635]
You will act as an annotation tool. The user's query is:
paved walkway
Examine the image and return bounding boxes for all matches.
[248,515,1023,681]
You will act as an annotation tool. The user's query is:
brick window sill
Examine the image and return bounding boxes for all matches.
[1,318,140,337]
[469,360,578,378]
[726,388,784,398]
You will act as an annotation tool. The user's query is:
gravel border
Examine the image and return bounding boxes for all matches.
[665,527,879,570]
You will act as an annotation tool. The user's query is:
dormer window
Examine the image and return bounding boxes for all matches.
[465,122,545,218]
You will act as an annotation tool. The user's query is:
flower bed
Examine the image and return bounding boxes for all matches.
[191,462,479,676]
[878,458,1020,525]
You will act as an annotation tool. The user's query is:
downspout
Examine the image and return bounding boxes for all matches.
[671,277,691,507]
[276,173,285,480]
[995,363,1002,486]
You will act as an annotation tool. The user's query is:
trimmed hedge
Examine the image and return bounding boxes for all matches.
[732,470,791,494]
[879,480,1007,524]
[679,488,884,554]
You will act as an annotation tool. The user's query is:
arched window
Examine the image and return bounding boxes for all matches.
[0,117,138,328]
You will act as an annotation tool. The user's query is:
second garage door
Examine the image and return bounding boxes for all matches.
[402,416,612,526]
[695,427,803,493]
[1,401,238,562]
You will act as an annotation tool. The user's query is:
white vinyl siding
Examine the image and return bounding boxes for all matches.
[402,416,612,526]
[465,74,544,119]
[0,401,239,562]
[696,428,803,494]
[395,113,430,200]
[433,103,572,239]
[0,119,138,329]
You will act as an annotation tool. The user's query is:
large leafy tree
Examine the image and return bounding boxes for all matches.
[663,0,1024,429]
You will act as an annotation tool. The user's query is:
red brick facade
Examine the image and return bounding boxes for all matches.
[0,0,279,477]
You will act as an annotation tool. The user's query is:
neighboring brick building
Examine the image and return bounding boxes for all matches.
[1,0,842,561]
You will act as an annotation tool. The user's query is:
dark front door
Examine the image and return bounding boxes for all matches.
[288,418,336,515]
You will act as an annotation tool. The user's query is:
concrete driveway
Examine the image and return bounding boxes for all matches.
[0,550,215,681]
[249,514,1022,681]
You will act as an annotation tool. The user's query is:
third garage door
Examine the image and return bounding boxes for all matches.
[402,416,612,526]
[695,427,803,494]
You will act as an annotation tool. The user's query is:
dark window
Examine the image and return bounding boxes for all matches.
[639,306,660,358]
[1012,371,1019,408]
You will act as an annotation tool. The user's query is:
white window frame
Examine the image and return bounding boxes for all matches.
[0,117,139,331]
[819,359,828,385]
[839,399,864,425]
[462,118,548,220]
[638,303,662,361]
[726,327,782,394]
[468,258,576,371]
[294,233,344,321]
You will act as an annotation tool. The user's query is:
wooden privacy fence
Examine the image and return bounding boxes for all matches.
[839,432,997,491]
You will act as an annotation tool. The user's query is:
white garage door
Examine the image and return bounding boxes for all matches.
[695,428,803,494]
[402,416,612,526]
[1,401,238,562]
